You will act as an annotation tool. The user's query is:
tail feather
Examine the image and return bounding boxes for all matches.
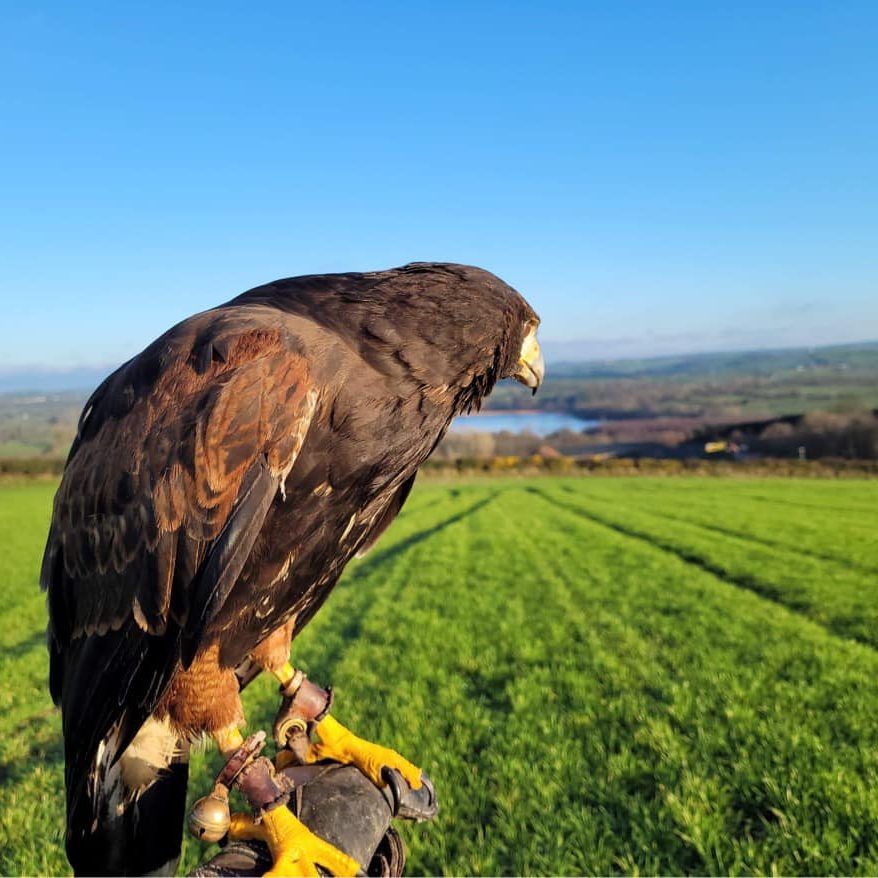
[67,718,190,876]
[55,622,185,875]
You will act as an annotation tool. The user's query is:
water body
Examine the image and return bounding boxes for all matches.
[451,411,599,436]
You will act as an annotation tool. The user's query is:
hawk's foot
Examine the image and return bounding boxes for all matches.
[308,715,423,791]
[228,807,361,877]
[267,666,425,792]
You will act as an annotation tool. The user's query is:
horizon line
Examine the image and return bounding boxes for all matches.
[1,336,876,391]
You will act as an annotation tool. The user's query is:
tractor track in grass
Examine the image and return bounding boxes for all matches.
[1,628,47,660]
[527,486,876,651]
[557,480,878,527]
[297,489,502,684]
[554,483,878,576]
[733,491,878,519]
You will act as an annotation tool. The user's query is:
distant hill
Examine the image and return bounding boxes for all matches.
[0,391,86,458]
[544,339,878,380]
[0,365,113,394]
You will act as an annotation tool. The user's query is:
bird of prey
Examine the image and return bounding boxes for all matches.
[41,262,543,876]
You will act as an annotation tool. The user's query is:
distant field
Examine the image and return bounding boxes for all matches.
[2,477,878,875]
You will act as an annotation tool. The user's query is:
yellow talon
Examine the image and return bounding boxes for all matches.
[275,661,297,689]
[309,715,423,791]
[228,806,360,877]
[214,726,245,759]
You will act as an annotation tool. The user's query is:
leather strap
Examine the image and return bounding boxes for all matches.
[217,732,266,788]
[235,757,295,819]
[273,676,334,749]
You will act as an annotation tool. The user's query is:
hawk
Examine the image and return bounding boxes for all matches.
[41,262,543,875]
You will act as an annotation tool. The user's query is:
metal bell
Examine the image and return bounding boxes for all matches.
[188,782,231,843]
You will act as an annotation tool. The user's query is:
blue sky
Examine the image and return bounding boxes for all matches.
[1,1,877,371]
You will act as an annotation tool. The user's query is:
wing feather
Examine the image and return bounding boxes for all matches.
[181,459,279,665]
[43,310,318,685]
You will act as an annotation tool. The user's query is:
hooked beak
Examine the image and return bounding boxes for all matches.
[514,331,545,394]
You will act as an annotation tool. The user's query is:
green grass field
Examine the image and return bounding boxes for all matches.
[2,476,878,875]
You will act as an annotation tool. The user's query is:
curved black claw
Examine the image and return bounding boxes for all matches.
[381,768,439,822]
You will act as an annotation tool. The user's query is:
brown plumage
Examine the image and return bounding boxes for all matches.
[41,262,541,874]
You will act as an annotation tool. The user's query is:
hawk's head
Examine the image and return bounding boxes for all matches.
[387,262,544,410]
